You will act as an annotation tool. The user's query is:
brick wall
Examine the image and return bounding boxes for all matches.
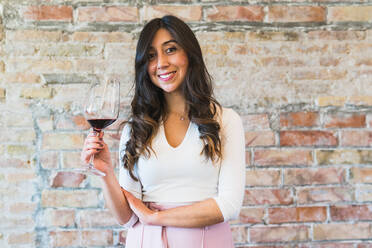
[0,0,371,247]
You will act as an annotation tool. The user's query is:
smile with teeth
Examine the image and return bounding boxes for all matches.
[158,71,176,81]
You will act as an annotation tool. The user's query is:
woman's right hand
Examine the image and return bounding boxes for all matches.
[81,131,113,176]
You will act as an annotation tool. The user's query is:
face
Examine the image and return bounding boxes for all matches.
[147,28,189,94]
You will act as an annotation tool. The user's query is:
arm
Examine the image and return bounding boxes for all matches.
[124,109,245,228]
[81,126,140,227]
[123,190,223,228]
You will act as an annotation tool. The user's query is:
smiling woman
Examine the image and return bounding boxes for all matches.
[81,15,245,248]
[147,29,189,94]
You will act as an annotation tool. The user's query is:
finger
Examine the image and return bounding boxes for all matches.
[81,148,102,162]
[84,142,105,151]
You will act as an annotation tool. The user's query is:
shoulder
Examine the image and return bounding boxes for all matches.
[119,121,132,144]
[218,107,242,126]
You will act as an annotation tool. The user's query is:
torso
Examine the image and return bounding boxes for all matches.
[163,115,190,148]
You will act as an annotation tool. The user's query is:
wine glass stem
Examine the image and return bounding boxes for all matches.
[89,154,95,169]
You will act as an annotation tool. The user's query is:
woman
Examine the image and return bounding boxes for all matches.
[81,15,245,248]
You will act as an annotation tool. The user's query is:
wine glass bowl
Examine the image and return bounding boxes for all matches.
[79,78,120,176]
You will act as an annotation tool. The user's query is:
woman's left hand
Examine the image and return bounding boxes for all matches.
[122,189,159,225]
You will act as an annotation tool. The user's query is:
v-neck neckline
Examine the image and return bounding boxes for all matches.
[161,121,192,150]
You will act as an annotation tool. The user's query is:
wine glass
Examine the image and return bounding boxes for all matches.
[79,78,120,176]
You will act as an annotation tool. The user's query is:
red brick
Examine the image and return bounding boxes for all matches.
[246,30,301,42]
[9,202,37,214]
[50,231,79,247]
[317,150,372,165]
[42,133,84,150]
[341,131,372,146]
[356,58,372,66]
[328,6,372,22]
[319,56,341,67]
[6,30,65,42]
[72,32,133,43]
[250,226,310,242]
[78,6,138,22]
[280,131,338,146]
[79,210,118,227]
[4,73,41,83]
[284,167,345,185]
[0,157,31,169]
[40,151,59,169]
[246,169,281,186]
[62,152,82,169]
[241,114,270,130]
[44,209,75,227]
[297,187,354,204]
[359,244,372,248]
[291,69,346,80]
[23,5,73,21]
[245,131,275,147]
[41,189,99,208]
[245,151,251,165]
[51,172,86,188]
[81,230,113,246]
[314,223,371,240]
[8,232,34,245]
[206,6,264,22]
[268,206,327,224]
[143,6,202,22]
[280,112,319,128]
[307,30,366,40]
[268,6,326,22]
[331,205,372,221]
[243,189,293,205]
[56,114,90,130]
[350,167,372,183]
[229,226,246,243]
[324,113,366,128]
[318,96,347,107]
[231,208,265,224]
[254,149,313,166]
[299,244,356,248]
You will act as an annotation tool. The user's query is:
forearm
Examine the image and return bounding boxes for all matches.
[153,198,224,228]
[101,170,133,225]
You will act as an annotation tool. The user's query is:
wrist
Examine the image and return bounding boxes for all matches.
[148,211,162,226]
[101,166,115,182]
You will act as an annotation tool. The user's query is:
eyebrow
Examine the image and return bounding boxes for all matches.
[149,39,178,50]
[162,39,178,46]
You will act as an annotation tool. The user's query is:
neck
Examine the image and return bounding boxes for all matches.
[164,91,187,116]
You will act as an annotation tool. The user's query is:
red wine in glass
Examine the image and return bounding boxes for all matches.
[77,79,120,177]
[87,119,117,131]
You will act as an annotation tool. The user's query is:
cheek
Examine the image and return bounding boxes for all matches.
[147,63,156,76]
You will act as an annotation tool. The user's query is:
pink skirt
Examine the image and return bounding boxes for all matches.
[125,203,234,248]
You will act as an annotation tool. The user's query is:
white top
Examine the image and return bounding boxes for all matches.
[118,107,245,227]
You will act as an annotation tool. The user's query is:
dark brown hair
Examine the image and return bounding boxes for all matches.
[122,15,222,180]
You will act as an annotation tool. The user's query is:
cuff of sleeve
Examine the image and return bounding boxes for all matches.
[213,197,241,222]
[119,213,138,229]
[213,197,227,222]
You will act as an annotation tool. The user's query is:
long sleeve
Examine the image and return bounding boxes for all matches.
[118,123,142,227]
[213,108,246,221]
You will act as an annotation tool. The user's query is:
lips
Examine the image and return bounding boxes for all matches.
[158,71,176,81]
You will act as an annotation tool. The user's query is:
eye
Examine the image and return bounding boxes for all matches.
[166,46,177,54]
[148,52,156,61]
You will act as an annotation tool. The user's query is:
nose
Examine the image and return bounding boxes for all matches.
[157,53,169,69]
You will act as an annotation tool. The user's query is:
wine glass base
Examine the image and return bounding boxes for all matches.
[75,166,106,177]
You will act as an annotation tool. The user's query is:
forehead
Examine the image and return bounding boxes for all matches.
[150,28,176,47]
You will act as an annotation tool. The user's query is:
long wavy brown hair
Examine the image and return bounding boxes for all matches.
[122,15,222,181]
